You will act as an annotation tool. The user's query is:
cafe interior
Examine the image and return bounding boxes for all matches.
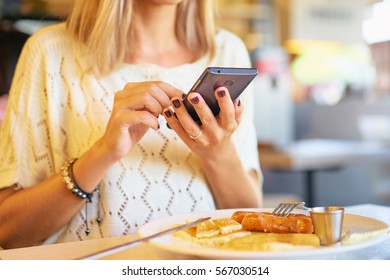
[2,0,389,208]
[1,0,390,261]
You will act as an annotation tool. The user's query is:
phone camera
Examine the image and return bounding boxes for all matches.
[224,80,234,87]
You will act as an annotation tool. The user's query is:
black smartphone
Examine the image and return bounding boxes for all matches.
[183,67,258,125]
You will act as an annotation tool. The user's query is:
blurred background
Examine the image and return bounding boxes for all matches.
[1,0,390,207]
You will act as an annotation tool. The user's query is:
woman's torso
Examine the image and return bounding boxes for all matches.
[1,23,256,244]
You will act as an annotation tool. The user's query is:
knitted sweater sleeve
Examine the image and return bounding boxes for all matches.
[0,27,57,189]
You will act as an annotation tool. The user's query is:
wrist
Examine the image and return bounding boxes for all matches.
[70,139,117,193]
[200,140,239,168]
[61,159,94,202]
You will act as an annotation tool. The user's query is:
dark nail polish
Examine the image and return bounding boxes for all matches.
[238,99,241,107]
[181,93,187,100]
[172,99,181,108]
[165,110,172,118]
[190,96,199,104]
[217,90,226,98]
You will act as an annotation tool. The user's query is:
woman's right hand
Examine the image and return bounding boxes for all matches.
[99,81,183,162]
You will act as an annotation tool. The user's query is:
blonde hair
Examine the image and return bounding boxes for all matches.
[66,0,216,75]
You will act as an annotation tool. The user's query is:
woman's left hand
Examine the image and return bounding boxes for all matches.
[163,86,242,157]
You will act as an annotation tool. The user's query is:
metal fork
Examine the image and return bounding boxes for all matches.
[272,201,308,217]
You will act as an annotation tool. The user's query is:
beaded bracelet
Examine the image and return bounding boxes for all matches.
[61,158,93,202]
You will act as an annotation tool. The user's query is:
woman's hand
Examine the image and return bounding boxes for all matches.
[163,87,260,208]
[100,81,184,162]
[163,86,242,158]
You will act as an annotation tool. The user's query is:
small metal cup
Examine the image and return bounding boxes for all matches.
[309,206,345,246]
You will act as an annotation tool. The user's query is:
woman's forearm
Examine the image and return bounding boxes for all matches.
[0,174,85,249]
[200,141,262,209]
[0,140,114,249]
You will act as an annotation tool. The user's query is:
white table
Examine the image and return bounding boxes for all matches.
[0,204,389,260]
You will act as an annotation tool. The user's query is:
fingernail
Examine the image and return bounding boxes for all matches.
[164,110,172,118]
[181,93,187,100]
[172,99,181,108]
[217,90,226,98]
[238,99,241,107]
[190,96,199,104]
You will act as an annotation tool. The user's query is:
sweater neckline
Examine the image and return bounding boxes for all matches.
[119,54,209,72]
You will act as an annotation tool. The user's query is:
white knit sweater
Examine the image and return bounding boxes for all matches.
[0,23,261,244]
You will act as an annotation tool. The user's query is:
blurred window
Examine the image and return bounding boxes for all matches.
[363,0,390,44]
[290,43,374,105]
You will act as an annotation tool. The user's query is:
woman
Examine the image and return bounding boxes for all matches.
[0,0,261,249]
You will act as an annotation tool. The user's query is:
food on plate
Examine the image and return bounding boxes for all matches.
[173,212,319,251]
[213,218,243,234]
[194,217,243,238]
[231,211,314,233]
[173,218,251,247]
[194,219,219,238]
[221,233,320,251]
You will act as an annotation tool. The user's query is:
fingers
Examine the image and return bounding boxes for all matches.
[183,93,218,128]
[164,86,243,139]
[212,87,237,130]
[116,81,184,117]
[153,81,186,100]
[123,81,184,102]
[118,82,169,112]
[233,98,244,124]
[184,86,239,131]
[165,98,205,142]
[115,93,163,117]
[163,108,187,138]
[102,81,181,160]
[111,109,160,131]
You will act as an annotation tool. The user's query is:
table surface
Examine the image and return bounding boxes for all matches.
[0,204,389,260]
[259,139,390,171]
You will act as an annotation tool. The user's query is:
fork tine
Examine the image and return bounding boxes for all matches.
[280,204,295,216]
[272,203,286,215]
[282,204,299,217]
[271,203,281,215]
[272,202,305,217]
[279,204,291,215]
[273,202,290,215]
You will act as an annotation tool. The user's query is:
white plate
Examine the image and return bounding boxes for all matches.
[138,208,390,259]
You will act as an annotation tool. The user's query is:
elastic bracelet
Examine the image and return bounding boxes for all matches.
[61,158,93,202]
